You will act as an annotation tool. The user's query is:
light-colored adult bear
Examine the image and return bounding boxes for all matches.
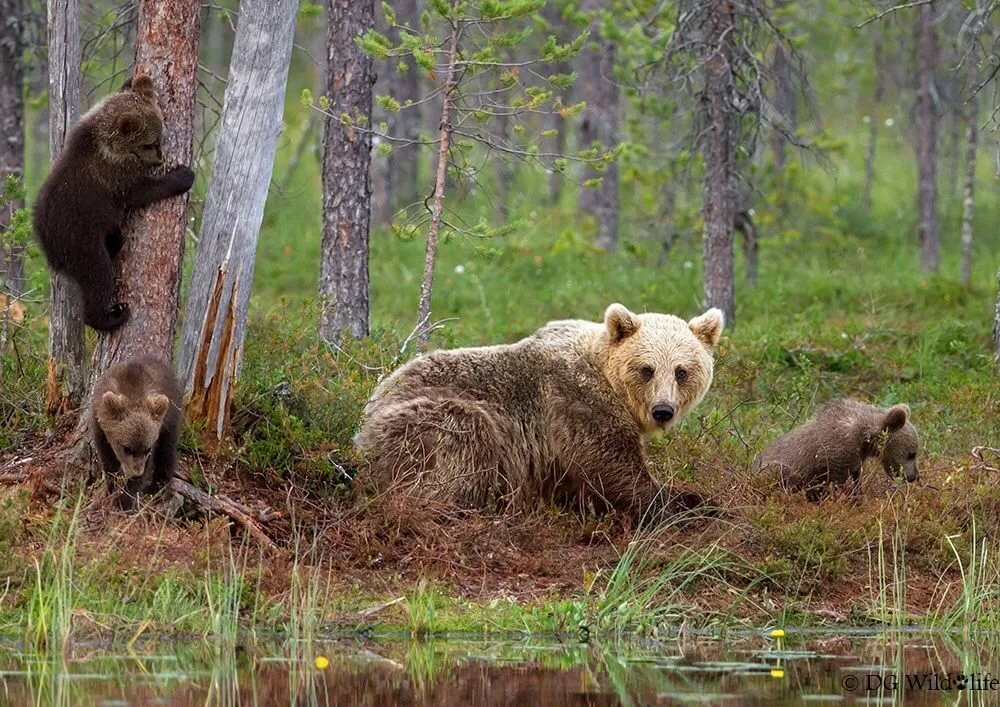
[356,304,724,519]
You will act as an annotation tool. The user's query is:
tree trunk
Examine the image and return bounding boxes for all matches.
[994,268,1000,368]
[45,0,87,416]
[493,111,512,223]
[385,0,422,217]
[769,42,795,173]
[862,42,884,213]
[701,0,737,325]
[177,0,298,440]
[0,0,25,297]
[319,0,373,341]
[914,4,939,274]
[89,0,200,385]
[416,18,460,347]
[960,93,978,286]
[577,0,620,252]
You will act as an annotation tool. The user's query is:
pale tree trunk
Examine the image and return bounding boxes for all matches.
[320,0,373,341]
[416,17,460,347]
[542,1,567,206]
[45,0,87,416]
[701,0,737,325]
[0,0,25,297]
[862,42,884,213]
[577,0,620,252]
[959,93,978,285]
[914,4,940,274]
[386,0,422,217]
[177,0,298,441]
[769,33,795,173]
[89,0,200,382]
[994,270,1000,367]
[493,111,512,223]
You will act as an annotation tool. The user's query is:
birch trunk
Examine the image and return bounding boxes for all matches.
[862,42,883,214]
[0,0,25,296]
[701,0,737,325]
[45,0,87,416]
[959,94,978,286]
[320,0,373,341]
[177,0,299,440]
[914,4,940,274]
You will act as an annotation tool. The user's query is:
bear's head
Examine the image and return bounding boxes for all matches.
[95,391,170,477]
[96,74,165,168]
[601,303,724,435]
[873,404,919,482]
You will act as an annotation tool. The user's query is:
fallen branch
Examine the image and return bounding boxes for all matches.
[0,472,29,485]
[168,477,277,551]
[357,596,405,621]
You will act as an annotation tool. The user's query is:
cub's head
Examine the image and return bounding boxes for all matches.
[99,74,165,168]
[96,390,171,477]
[875,404,919,483]
[600,303,724,435]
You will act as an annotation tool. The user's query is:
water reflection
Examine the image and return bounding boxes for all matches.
[0,631,996,705]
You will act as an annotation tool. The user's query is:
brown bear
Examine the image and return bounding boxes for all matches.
[355,303,724,520]
[33,75,195,331]
[90,355,183,509]
[753,398,919,501]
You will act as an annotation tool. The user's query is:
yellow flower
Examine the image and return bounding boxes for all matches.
[770,669,785,679]
[314,655,330,669]
[769,629,785,638]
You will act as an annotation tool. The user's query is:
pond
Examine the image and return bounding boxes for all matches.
[0,630,997,705]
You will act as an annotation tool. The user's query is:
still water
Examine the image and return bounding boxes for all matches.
[0,631,997,705]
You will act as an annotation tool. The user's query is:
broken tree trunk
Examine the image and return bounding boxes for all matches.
[177,0,299,440]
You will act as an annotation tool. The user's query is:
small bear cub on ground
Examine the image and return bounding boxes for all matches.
[91,356,182,509]
[753,398,919,501]
[33,75,195,331]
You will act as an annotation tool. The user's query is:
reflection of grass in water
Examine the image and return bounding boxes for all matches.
[404,639,451,694]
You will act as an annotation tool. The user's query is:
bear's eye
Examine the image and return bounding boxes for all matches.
[124,446,135,455]
[675,367,688,383]
[639,365,655,382]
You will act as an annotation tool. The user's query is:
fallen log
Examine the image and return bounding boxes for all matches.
[168,477,277,551]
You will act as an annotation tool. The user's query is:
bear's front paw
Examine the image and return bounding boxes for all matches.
[108,302,130,328]
[166,166,195,194]
[114,491,138,512]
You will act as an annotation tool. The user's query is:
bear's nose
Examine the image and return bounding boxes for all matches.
[651,403,675,423]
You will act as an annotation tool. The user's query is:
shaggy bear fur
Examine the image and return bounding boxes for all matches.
[33,75,195,331]
[753,398,919,500]
[356,304,724,520]
[91,355,182,509]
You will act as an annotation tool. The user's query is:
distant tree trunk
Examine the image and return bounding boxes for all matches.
[701,0,737,325]
[0,0,25,297]
[45,0,87,416]
[914,4,939,274]
[735,210,758,286]
[994,270,1000,367]
[386,0,422,217]
[89,0,200,382]
[543,0,567,207]
[493,111,512,223]
[177,0,298,440]
[319,0,373,341]
[577,0,620,252]
[769,32,795,173]
[416,18,460,347]
[862,42,884,213]
[960,93,978,286]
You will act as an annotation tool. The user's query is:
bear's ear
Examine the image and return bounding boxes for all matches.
[604,303,640,343]
[146,394,170,420]
[688,308,724,348]
[128,74,156,100]
[882,404,909,433]
[114,112,143,137]
[100,392,129,420]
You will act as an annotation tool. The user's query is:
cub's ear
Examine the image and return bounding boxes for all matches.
[146,394,170,420]
[689,308,724,348]
[882,404,909,432]
[114,112,143,137]
[129,74,156,99]
[100,392,129,419]
[604,303,640,344]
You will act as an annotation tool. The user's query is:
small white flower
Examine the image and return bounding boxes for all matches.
[454,264,466,274]
[884,118,895,127]
[683,261,694,270]
[862,115,871,124]
[841,332,848,340]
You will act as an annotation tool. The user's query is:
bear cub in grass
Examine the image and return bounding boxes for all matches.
[753,398,919,501]
[33,75,195,331]
[356,304,724,520]
[91,356,182,509]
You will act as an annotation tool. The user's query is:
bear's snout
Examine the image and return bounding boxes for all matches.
[904,464,919,483]
[651,403,675,424]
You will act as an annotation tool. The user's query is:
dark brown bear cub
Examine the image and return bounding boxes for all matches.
[91,356,182,509]
[33,75,195,331]
[753,398,919,501]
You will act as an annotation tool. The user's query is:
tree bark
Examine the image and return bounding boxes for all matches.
[89,0,200,383]
[0,0,25,297]
[701,0,737,325]
[45,0,87,416]
[416,17,460,347]
[385,0,422,217]
[914,4,939,274]
[577,0,620,252]
[959,93,978,286]
[177,0,298,440]
[320,0,373,341]
[862,42,884,214]
[769,40,795,173]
